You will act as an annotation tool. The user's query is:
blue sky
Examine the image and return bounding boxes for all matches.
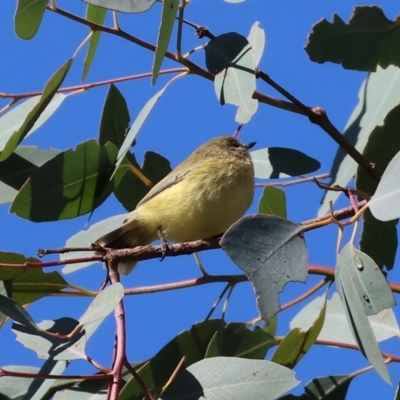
[1,1,400,398]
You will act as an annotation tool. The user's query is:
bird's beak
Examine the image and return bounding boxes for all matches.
[245,141,256,150]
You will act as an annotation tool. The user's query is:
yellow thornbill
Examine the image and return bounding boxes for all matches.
[95,135,255,274]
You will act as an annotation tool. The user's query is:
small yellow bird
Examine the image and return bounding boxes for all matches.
[95,135,255,274]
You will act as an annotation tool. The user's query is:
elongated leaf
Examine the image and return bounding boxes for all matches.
[82,4,107,81]
[82,0,158,13]
[319,66,400,216]
[291,292,400,346]
[0,94,66,152]
[152,0,178,84]
[11,140,118,221]
[13,318,86,361]
[247,21,265,67]
[205,322,275,359]
[356,103,400,269]
[111,80,175,179]
[251,147,320,178]
[0,294,38,330]
[205,32,249,73]
[113,150,171,211]
[341,244,395,315]
[0,61,72,162]
[0,366,41,399]
[0,251,38,281]
[306,6,400,72]
[61,214,127,273]
[160,357,299,400]
[221,215,308,321]
[282,375,354,400]
[272,294,326,368]
[26,360,68,400]
[214,43,257,124]
[14,0,47,39]
[99,84,130,148]
[360,211,397,271]
[79,283,124,326]
[12,268,68,306]
[258,186,287,218]
[0,146,60,205]
[369,150,400,221]
[335,244,391,383]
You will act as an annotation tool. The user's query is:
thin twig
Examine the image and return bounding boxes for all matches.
[1,68,187,101]
[254,173,330,188]
[108,261,125,400]
[280,277,330,311]
[257,70,380,181]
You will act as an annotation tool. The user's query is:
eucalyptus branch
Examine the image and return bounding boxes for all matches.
[178,19,379,182]
[0,367,110,381]
[280,277,331,311]
[0,68,187,101]
[108,261,126,400]
[254,173,330,188]
[45,5,300,114]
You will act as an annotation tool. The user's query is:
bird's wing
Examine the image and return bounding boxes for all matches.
[136,167,193,208]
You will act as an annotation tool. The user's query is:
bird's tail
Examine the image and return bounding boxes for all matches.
[95,219,147,275]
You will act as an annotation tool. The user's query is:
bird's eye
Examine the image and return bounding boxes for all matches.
[231,141,240,148]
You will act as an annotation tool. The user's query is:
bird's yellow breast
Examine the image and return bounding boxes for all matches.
[134,158,254,242]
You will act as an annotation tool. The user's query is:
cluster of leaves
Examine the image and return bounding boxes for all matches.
[1,1,400,399]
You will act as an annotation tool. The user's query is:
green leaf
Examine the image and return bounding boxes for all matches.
[205,322,275,359]
[306,6,400,72]
[337,243,395,315]
[395,381,400,400]
[14,0,48,39]
[0,146,60,205]
[12,268,68,305]
[221,215,308,321]
[0,94,67,152]
[119,319,224,400]
[160,357,299,400]
[356,103,400,269]
[335,244,391,384]
[113,150,171,211]
[213,41,257,123]
[0,366,41,399]
[369,150,400,222]
[0,294,38,330]
[205,32,257,123]
[301,375,354,400]
[61,214,127,274]
[0,60,72,162]
[99,84,130,148]
[361,211,397,271]
[205,32,249,73]
[79,283,124,326]
[152,0,179,84]
[251,147,321,179]
[0,251,38,281]
[0,282,8,328]
[82,4,107,81]
[247,21,265,67]
[10,140,118,221]
[258,186,287,218]
[82,0,158,13]
[111,81,175,179]
[263,315,278,337]
[273,294,326,368]
[319,66,400,216]
[291,292,399,346]
[13,317,85,361]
